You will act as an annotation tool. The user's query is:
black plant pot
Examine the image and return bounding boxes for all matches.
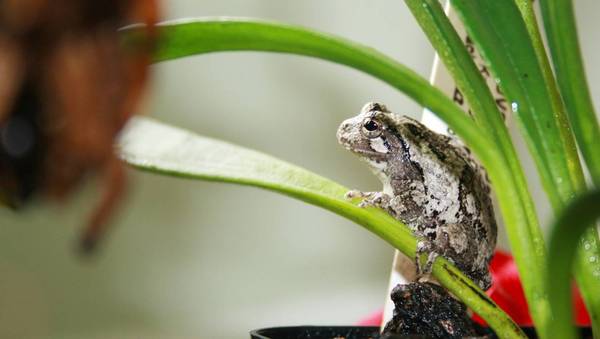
[250,326,379,339]
[249,325,592,339]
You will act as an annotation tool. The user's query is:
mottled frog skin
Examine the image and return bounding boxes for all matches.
[337,102,496,289]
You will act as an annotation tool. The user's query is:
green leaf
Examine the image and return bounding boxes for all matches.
[140,18,498,175]
[117,116,525,338]
[406,2,553,333]
[511,0,585,194]
[404,0,503,142]
[532,2,600,324]
[402,2,553,331]
[450,2,600,334]
[540,0,600,187]
[547,189,600,339]
[450,0,582,210]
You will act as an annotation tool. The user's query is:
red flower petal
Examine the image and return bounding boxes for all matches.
[357,309,383,326]
[359,250,591,328]
[473,250,590,327]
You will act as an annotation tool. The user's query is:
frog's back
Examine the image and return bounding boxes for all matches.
[393,117,497,289]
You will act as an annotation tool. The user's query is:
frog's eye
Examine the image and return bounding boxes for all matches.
[361,118,383,138]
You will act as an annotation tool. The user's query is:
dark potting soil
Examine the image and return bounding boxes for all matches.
[382,282,485,338]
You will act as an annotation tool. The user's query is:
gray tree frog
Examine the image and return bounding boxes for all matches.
[337,102,497,289]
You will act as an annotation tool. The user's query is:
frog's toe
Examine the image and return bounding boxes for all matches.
[345,190,390,208]
[345,190,366,199]
[415,240,437,276]
[356,192,391,209]
[478,270,493,291]
[423,251,439,274]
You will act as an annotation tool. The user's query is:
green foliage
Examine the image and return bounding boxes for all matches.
[451,0,582,207]
[119,2,600,337]
[404,1,550,336]
[540,0,600,187]
[449,2,600,336]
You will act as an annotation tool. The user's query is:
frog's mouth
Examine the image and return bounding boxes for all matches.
[343,145,389,162]
[351,148,384,157]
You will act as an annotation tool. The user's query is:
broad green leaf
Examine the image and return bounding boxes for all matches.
[117,116,524,338]
[547,189,600,339]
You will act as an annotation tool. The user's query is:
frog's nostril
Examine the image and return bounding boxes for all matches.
[336,127,345,141]
[336,123,350,142]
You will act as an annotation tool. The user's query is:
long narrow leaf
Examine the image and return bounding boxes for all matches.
[537,3,600,328]
[404,0,504,143]
[547,189,600,339]
[377,3,558,334]
[402,2,550,331]
[450,0,582,210]
[539,0,600,187]
[118,117,525,338]
[512,0,584,193]
[450,2,600,333]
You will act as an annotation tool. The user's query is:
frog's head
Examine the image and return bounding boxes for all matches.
[337,102,407,164]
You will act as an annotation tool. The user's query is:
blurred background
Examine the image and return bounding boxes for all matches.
[1,1,599,338]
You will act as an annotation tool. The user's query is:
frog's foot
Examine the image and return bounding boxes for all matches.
[345,190,391,209]
[479,271,493,291]
[415,240,439,276]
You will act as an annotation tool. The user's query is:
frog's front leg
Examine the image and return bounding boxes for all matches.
[345,190,391,209]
